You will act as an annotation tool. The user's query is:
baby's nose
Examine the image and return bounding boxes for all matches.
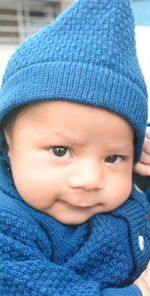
[69,159,104,191]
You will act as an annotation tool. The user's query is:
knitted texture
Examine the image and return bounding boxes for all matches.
[0,159,150,295]
[0,0,148,162]
[146,187,150,205]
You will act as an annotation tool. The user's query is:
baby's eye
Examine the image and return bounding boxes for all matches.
[49,146,71,159]
[105,155,123,164]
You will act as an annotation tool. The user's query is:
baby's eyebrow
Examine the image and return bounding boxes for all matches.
[49,133,134,149]
[107,143,134,153]
[48,131,84,145]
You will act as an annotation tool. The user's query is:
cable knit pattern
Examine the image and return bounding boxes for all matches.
[0,159,150,295]
[0,0,148,162]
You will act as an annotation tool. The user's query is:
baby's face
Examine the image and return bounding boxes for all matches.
[5,101,134,225]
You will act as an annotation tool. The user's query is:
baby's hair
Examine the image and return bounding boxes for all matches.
[0,105,28,153]
[0,101,47,150]
[1,105,26,135]
[1,101,40,135]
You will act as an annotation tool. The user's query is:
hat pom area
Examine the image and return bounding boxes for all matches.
[0,0,148,162]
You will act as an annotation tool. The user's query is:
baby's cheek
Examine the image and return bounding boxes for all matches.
[107,175,132,209]
[11,166,38,202]
[116,177,132,203]
[15,170,57,211]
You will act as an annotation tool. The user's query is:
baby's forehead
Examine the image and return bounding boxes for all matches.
[9,100,131,123]
[15,101,134,138]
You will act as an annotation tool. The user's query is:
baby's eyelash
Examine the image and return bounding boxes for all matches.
[105,155,125,164]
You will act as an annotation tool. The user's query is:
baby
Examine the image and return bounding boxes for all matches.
[0,0,150,295]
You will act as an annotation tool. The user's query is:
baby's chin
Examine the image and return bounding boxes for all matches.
[46,207,100,225]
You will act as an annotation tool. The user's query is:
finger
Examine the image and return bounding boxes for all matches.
[133,162,150,176]
[140,151,150,165]
[146,126,150,139]
[143,138,150,155]
[146,261,150,273]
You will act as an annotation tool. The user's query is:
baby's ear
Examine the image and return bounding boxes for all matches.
[3,129,10,152]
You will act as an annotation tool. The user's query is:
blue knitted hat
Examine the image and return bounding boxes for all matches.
[0,0,148,162]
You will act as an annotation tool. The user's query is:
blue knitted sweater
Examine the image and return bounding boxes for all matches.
[0,159,150,296]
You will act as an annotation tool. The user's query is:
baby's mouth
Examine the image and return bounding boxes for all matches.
[60,191,104,209]
[66,201,104,210]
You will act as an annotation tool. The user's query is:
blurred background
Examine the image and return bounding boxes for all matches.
[0,0,150,118]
